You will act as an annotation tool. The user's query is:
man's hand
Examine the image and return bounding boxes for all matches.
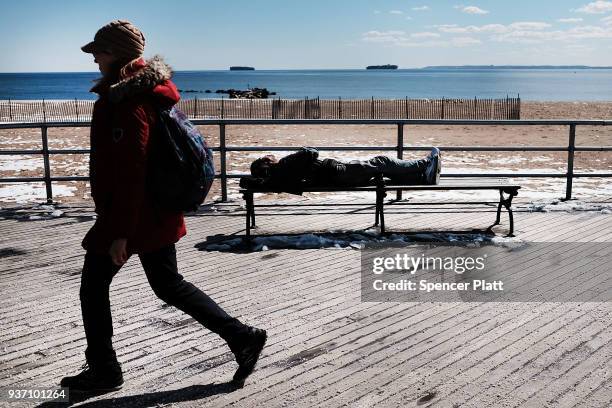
[109,238,129,266]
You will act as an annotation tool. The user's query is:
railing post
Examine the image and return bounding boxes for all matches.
[441,97,445,119]
[396,123,404,200]
[42,99,47,123]
[371,96,374,119]
[8,98,12,122]
[338,96,342,119]
[41,126,53,203]
[74,98,79,121]
[194,97,199,118]
[221,97,225,119]
[565,124,576,201]
[219,123,227,201]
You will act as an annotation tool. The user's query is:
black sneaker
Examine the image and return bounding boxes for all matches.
[230,327,267,387]
[60,362,123,392]
[424,147,441,185]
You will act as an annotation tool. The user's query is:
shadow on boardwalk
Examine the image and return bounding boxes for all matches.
[36,382,238,407]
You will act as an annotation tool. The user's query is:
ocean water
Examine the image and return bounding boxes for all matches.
[1,68,612,101]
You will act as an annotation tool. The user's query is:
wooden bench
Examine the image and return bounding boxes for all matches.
[240,177,521,238]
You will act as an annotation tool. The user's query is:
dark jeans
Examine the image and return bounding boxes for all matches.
[329,156,428,185]
[80,244,246,366]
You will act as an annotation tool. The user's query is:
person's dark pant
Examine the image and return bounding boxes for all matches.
[80,244,246,366]
[329,155,428,185]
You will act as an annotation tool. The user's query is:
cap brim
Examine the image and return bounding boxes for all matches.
[81,41,101,54]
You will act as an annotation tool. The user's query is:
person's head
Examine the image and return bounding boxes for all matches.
[81,20,146,78]
[250,155,278,177]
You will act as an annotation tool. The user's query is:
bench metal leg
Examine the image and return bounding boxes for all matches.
[376,188,387,234]
[487,189,518,237]
[380,199,386,234]
[243,192,254,238]
[374,175,387,233]
[494,190,503,225]
[250,200,256,228]
[374,201,380,226]
[503,192,516,237]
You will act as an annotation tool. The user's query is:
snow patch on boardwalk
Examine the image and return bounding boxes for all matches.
[198,231,521,252]
[524,199,612,213]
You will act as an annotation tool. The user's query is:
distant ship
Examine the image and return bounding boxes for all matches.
[230,66,255,71]
[366,64,398,70]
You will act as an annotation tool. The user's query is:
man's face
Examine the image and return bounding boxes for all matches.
[92,51,118,76]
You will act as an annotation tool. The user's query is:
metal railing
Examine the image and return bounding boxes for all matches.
[0,119,610,204]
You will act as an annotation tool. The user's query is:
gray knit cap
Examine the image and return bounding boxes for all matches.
[81,20,145,60]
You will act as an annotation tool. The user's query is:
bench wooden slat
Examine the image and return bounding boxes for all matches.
[240,187,380,193]
[384,184,521,191]
[239,177,520,194]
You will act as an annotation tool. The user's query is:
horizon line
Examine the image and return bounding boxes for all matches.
[2,64,612,74]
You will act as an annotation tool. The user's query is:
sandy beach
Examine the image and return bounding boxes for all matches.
[0,101,610,204]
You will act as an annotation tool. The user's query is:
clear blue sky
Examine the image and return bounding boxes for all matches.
[1,0,612,72]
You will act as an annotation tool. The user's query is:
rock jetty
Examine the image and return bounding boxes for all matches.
[215,87,276,99]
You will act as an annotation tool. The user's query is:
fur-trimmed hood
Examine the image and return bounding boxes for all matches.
[92,55,177,104]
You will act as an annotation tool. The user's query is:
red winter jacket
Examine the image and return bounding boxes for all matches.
[82,55,187,255]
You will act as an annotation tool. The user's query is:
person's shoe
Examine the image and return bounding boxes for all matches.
[60,362,123,392]
[230,326,267,388]
[424,147,441,185]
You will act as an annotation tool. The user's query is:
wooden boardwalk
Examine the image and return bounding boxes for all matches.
[0,196,611,407]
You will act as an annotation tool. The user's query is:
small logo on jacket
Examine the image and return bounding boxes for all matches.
[112,128,124,142]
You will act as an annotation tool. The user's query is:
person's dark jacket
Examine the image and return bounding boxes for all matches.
[82,55,186,255]
[271,147,321,185]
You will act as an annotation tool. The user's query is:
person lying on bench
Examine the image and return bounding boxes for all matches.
[240,147,441,191]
